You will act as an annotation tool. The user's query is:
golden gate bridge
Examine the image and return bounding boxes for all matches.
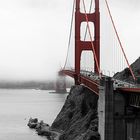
[58,0,140,95]
[57,0,140,139]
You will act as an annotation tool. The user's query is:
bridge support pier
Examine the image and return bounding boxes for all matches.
[98,77,114,140]
[56,72,67,93]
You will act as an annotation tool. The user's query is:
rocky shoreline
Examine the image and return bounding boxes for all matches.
[27,118,62,140]
[28,85,100,140]
[27,57,140,140]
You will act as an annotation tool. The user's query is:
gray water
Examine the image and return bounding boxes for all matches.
[0,89,67,140]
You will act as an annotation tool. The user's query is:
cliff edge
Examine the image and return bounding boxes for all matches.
[51,85,100,140]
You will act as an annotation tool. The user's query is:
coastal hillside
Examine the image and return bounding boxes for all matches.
[51,85,100,140]
[49,58,140,140]
[114,57,140,82]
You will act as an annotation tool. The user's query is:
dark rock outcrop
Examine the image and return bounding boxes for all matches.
[27,118,38,129]
[51,85,100,140]
[28,118,54,139]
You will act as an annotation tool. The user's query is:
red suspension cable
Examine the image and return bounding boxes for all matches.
[82,0,101,79]
[104,0,136,81]
[63,0,76,69]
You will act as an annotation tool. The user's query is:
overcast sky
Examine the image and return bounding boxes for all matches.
[0,0,139,81]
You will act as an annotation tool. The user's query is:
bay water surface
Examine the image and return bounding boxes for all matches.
[0,89,67,140]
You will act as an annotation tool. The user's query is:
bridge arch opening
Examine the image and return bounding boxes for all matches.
[80,51,94,72]
[80,22,95,41]
[80,0,95,14]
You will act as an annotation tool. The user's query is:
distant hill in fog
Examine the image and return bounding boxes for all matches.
[0,80,73,90]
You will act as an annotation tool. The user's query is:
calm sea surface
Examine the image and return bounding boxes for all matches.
[0,89,67,140]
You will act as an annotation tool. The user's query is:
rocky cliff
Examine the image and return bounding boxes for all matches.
[51,85,100,140]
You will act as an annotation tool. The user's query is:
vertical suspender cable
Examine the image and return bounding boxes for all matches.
[104,0,136,81]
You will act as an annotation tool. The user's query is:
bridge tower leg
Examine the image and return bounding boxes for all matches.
[75,0,100,84]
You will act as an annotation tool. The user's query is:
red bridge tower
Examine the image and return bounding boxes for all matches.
[75,0,100,84]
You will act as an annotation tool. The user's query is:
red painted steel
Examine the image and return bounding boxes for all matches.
[79,75,99,95]
[82,0,101,78]
[75,0,100,84]
[94,0,100,74]
[104,0,136,81]
[61,70,76,79]
[61,70,140,95]
[60,0,140,95]
[61,70,99,94]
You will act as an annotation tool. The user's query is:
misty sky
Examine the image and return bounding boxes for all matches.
[0,0,139,81]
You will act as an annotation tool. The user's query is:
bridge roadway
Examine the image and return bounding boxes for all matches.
[61,69,140,95]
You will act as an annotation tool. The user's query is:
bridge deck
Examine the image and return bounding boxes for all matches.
[61,69,140,94]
